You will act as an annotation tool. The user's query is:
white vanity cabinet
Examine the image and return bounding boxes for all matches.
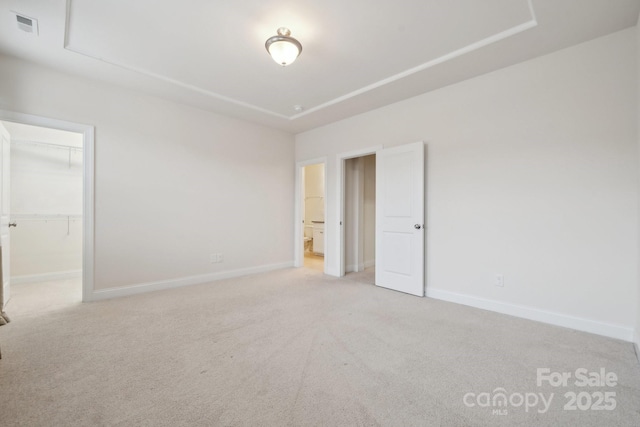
[312,222,324,255]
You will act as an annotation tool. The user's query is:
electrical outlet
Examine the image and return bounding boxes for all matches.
[495,274,504,287]
[210,253,220,264]
[217,253,224,263]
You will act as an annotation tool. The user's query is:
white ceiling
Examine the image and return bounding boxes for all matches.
[0,0,638,133]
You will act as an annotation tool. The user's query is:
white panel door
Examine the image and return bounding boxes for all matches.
[375,142,424,296]
[0,123,10,306]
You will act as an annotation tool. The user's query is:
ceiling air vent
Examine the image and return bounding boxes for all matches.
[13,12,39,35]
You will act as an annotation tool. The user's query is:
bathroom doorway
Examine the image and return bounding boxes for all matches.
[294,159,327,273]
[302,163,325,271]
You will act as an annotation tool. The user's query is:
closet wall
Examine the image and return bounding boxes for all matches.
[344,155,375,272]
[362,155,376,268]
[2,122,83,282]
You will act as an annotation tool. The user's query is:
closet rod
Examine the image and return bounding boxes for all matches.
[11,139,83,152]
[12,214,83,220]
[11,214,82,235]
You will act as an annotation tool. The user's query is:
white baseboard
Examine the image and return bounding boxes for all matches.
[12,270,82,285]
[88,262,293,302]
[345,263,362,273]
[426,288,634,342]
[346,261,375,273]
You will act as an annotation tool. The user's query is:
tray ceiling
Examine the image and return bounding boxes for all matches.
[0,0,638,132]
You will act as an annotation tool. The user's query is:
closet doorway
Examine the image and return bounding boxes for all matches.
[0,118,90,313]
[336,146,382,281]
[343,154,376,283]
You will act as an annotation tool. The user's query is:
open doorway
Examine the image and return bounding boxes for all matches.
[294,158,327,272]
[336,146,381,279]
[0,121,84,313]
[0,110,94,316]
[343,154,376,284]
[302,163,325,271]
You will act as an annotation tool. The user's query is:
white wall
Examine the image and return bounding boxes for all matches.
[10,142,82,214]
[10,220,82,279]
[3,122,83,279]
[296,28,638,340]
[0,54,295,294]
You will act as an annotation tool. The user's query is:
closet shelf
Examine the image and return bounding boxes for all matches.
[12,139,83,168]
[10,214,82,235]
[11,214,82,220]
[11,140,83,152]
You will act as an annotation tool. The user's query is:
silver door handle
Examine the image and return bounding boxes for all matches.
[414,224,421,230]
[8,222,17,228]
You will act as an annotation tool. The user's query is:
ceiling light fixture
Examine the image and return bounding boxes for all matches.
[265,27,302,66]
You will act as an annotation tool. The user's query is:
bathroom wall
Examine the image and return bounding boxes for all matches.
[2,121,83,281]
[304,163,325,231]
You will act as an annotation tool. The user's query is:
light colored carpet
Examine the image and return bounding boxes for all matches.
[1,268,639,426]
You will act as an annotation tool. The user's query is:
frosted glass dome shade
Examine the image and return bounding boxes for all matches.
[265,28,302,66]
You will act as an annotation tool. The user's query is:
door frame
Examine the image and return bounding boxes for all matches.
[294,157,327,271]
[0,110,95,303]
[337,146,382,277]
